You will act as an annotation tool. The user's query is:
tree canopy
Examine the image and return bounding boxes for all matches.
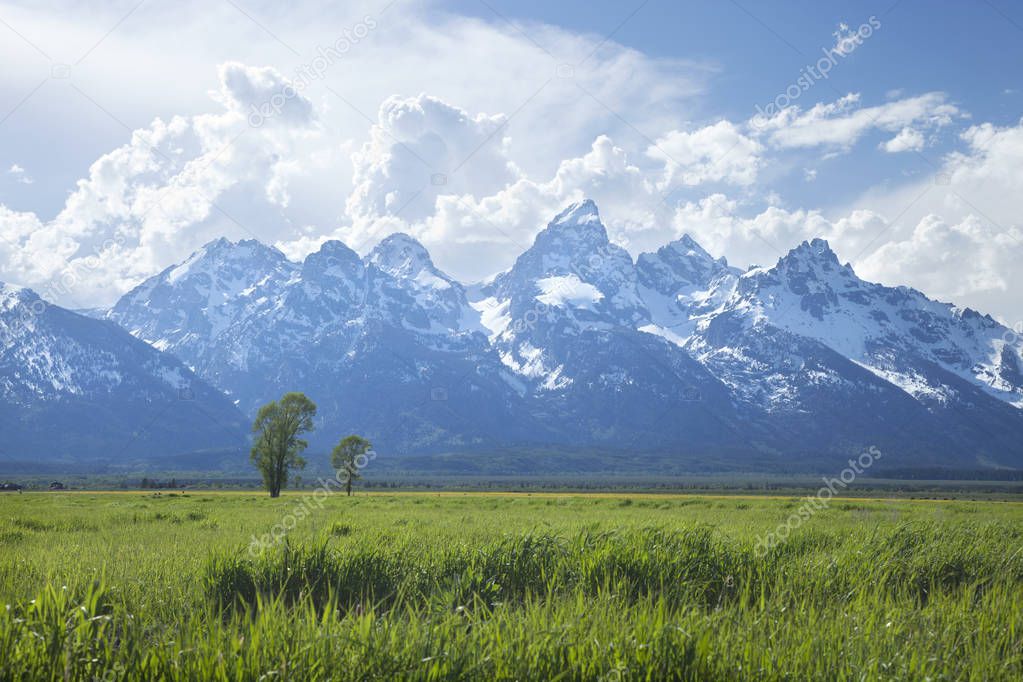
[250,392,317,497]
[331,434,372,496]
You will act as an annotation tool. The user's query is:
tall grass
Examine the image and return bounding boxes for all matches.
[0,493,1021,679]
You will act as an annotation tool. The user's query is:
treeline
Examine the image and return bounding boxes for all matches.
[139,478,184,489]
[867,467,1023,481]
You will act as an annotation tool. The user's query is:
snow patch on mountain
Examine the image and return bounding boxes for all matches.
[535,274,604,310]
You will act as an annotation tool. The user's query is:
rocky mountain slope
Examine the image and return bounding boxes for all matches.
[0,282,247,464]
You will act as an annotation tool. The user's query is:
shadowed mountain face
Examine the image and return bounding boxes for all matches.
[0,283,247,464]
[92,199,1023,471]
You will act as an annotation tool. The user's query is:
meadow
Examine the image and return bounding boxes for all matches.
[0,490,1021,680]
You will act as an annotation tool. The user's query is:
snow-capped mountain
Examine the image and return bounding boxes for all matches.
[645,236,1023,467]
[472,200,751,451]
[91,199,1023,471]
[729,238,1023,408]
[636,233,741,342]
[109,238,299,370]
[0,282,247,463]
[109,236,543,454]
[368,233,484,334]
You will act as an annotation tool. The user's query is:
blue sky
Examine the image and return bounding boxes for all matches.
[450,0,1021,117]
[0,0,1021,322]
[446,0,1023,207]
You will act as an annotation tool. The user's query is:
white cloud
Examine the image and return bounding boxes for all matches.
[0,63,349,305]
[950,121,1023,187]
[857,214,1021,302]
[7,164,33,185]
[213,62,315,128]
[880,127,925,153]
[647,121,763,188]
[756,92,961,151]
[667,194,889,271]
[0,0,719,306]
[336,132,655,281]
[837,118,1023,320]
[345,94,517,223]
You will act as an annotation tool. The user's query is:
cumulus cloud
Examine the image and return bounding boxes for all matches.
[0,63,344,305]
[213,61,315,128]
[838,118,1023,320]
[949,121,1023,187]
[346,94,517,223]
[667,194,888,271]
[857,214,1020,300]
[647,121,763,188]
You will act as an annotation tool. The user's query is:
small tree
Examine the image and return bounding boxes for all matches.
[331,435,372,496]
[250,392,317,497]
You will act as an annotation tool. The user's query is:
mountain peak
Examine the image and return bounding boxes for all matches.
[552,199,600,226]
[788,238,839,262]
[637,232,737,298]
[201,236,231,250]
[0,281,32,309]
[166,237,289,285]
[735,237,860,320]
[533,200,610,253]
[667,233,714,261]
[368,232,436,279]
[766,238,850,280]
[198,236,276,256]
[303,239,363,278]
[312,239,359,258]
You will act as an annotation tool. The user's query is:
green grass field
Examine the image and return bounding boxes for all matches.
[1,490,1021,680]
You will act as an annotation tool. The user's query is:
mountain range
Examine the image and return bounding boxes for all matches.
[2,200,1021,473]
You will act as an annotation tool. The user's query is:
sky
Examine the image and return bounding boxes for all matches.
[0,0,1021,323]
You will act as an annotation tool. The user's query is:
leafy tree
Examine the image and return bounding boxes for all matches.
[250,392,317,497]
[331,435,372,496]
